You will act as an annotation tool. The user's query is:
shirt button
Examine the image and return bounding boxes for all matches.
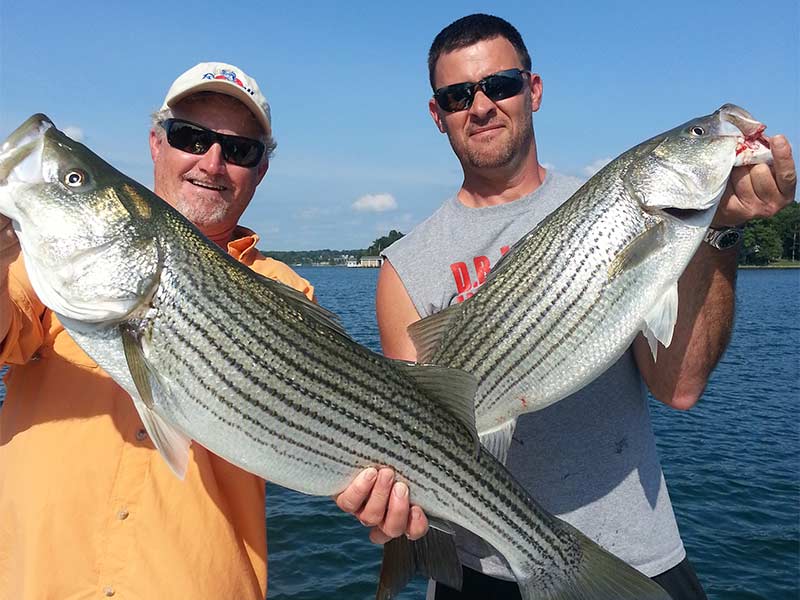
[135,428,148,441]
[117,509,129,520]
[103,586,115,596]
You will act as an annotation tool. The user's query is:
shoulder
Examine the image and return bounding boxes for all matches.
[248,253,315,300]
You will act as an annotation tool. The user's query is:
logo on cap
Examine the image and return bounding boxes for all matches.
[201,69,256,96]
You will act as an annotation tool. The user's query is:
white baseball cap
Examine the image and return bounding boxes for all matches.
[160,62,272,137]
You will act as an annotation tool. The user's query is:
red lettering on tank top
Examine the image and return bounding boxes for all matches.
[450,262,471,294]
[473,256,491,285]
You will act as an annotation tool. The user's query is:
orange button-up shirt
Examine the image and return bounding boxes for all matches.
[0,227,313,600]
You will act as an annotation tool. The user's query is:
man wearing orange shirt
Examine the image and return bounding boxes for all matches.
[0,61,426,599]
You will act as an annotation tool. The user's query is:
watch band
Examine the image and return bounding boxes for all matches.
[704,226,743,251]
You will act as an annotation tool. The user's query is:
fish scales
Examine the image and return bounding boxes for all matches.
[474,195,652,415]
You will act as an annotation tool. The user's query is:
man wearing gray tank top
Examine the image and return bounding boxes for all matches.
[362,13,796,600]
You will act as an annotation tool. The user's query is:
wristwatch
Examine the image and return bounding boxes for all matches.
[704,226,743,250]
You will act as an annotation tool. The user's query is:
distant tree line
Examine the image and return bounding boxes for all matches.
[739,201,799,265]
[266,231,406,266]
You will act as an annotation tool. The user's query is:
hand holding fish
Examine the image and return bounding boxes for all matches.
[335,466,429,544]
[714,134,796,226]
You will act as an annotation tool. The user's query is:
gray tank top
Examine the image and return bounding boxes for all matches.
[383,171,685,579]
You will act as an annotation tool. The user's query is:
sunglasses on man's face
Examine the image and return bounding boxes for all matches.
[160,118,266,168]
[433,68,530,113]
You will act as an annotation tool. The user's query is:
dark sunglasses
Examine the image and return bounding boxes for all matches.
[433,68,530,113]
[160,118,266,168]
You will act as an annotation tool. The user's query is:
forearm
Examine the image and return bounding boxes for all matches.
[635,242,738,409]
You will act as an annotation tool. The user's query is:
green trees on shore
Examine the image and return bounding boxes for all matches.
[740,202,799,265]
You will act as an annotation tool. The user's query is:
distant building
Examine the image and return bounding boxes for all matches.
[360,256,383,268]
[346,256,383,268]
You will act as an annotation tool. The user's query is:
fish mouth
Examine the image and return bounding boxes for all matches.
[718,104,772,166]
[0,113,52,185]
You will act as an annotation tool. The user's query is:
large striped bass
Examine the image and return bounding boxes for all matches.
[407,104,773,459]
[0,114,668,599]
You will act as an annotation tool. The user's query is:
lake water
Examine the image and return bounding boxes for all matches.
[2,267,798,599]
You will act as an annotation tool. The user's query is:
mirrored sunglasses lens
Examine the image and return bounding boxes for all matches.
[167,122,211,155]
[437,83,474,112]
[482,74,524,102]
[221,139,263,167]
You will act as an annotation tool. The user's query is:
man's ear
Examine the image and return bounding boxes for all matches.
[149,128,162,161]
[429,98,447,134]
[529,73,543,113]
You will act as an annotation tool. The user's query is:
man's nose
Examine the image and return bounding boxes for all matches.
[468,90,497,119]
[197,142,226,174]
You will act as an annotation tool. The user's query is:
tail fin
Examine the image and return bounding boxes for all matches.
[518,531,672,600]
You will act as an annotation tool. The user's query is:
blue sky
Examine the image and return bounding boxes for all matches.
[1,0,797,250]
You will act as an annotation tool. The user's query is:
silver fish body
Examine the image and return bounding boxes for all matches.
[0,114,670,600]
[408,104,772,453]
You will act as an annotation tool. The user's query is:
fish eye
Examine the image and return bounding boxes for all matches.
[64,169,86,187]
[689,126,706,136]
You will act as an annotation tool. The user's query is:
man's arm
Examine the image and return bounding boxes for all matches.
[335,259,429,544]
[375,259,422,362]
[635,134,796,409]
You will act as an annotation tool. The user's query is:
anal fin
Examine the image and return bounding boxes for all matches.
[478,418,518,464]
[376,527,462,600]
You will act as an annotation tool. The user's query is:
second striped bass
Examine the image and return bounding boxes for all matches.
[407,104,773,459]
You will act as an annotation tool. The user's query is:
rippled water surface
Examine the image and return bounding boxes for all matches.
[2,267,797,599]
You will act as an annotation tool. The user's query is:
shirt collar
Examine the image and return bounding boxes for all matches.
[226,226,260,265]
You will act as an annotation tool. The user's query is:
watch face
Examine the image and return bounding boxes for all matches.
[717,229,742,249]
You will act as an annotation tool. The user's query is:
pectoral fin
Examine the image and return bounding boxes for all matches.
[121,325,191,479]
[608,222,666,281]
[642,283,679,361]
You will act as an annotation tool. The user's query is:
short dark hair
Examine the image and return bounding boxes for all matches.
[428,14,532,90]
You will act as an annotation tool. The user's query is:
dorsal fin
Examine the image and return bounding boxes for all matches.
[393,360,479,455]
[250,271,352,340]
[406,304,461,364]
